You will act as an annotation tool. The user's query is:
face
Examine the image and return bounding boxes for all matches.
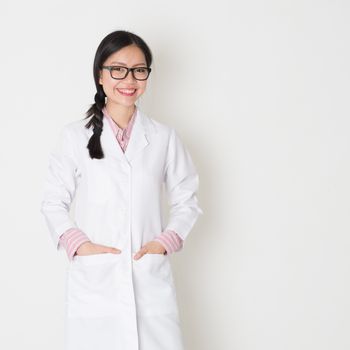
[99,44,149,108]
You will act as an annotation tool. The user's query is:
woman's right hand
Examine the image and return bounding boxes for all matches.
[75,241,121,256]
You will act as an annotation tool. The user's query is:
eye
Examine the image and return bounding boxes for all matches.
[111,66,125,72]
[135,68,147,73]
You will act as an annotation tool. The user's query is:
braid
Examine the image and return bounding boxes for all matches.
[84,88,106,159]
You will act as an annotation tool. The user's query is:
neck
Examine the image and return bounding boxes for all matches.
[104,102,136,129]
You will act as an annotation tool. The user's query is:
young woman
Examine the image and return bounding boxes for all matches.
[41,30,203,350]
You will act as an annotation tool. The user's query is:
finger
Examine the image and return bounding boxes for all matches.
[134,247,148,260]
[96,244,121,254]
[108,247,122,254]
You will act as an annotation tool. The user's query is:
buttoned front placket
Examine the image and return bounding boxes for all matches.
[100,107,140,350]
[99,106,152,350]
[121,161,139,350]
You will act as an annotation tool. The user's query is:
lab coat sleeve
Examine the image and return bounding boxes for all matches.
[40,125,82,252]
[163,128,204,244]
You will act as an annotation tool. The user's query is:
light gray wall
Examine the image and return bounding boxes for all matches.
[0,0,349,349]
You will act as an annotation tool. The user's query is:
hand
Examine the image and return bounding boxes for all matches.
[133,241,166,260]
[75,241,121,256]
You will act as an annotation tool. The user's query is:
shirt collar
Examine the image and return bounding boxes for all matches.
[102,105,137,138]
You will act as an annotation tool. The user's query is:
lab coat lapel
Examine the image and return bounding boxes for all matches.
[124,108,149,163]
[100,107,149,163]
[101,116,124,161]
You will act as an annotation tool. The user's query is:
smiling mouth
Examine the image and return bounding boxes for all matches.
[116,88,137,96]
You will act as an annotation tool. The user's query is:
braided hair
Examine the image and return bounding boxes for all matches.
[84,30,153,159]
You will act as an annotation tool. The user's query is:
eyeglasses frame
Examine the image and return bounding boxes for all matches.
[101,65,152,81]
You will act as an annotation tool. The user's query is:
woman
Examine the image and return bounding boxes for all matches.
[40,30,203,350]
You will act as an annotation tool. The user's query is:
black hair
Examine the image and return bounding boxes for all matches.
[84,30,153,159]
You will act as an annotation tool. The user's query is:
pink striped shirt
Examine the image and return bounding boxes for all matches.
[59,105,184,260]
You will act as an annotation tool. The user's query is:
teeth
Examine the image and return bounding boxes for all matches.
[118,89,136,93]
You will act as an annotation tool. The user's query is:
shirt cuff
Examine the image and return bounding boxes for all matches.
[59,228,91,261]
[154,230,184,255]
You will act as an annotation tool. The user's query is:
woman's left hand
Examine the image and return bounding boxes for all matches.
[134,240,166,260]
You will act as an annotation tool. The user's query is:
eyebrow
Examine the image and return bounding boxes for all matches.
[109,61,147,67]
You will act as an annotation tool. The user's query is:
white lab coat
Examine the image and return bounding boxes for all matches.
[40,106,203,350]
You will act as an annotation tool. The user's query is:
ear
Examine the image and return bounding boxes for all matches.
[99,70,103,85]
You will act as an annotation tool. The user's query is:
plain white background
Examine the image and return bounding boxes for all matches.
[0,0,349,349]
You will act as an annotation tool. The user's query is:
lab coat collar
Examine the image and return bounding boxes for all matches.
[101,105,150,163]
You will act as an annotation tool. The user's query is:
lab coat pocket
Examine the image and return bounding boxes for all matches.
[66,253,122,318]
[133,253,179,317]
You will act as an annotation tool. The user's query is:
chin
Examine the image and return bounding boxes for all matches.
[108,98,136,108]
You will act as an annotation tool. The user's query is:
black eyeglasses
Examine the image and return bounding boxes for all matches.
[102,65,152,81]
